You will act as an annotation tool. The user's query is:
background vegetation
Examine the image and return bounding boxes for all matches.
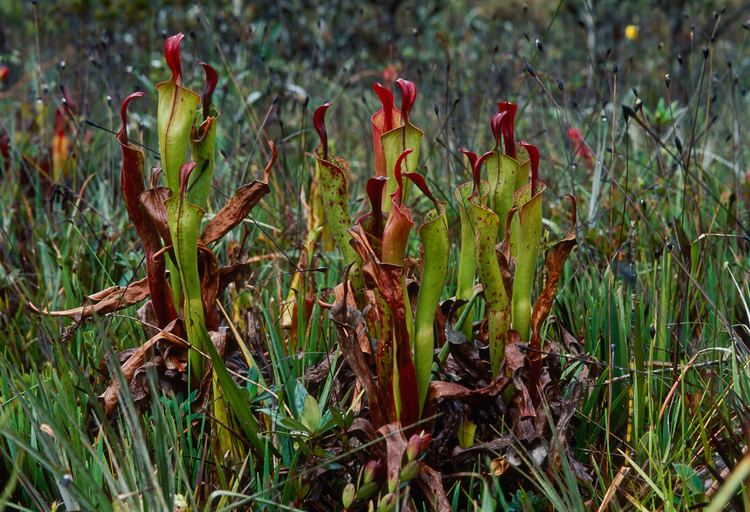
[1,0,750,510]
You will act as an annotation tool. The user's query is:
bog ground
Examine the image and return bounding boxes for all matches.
[1,1,750,511]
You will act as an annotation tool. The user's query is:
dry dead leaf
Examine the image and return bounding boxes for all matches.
[28,277,151,322]
[100,319,186,414]
[200,141,276,245]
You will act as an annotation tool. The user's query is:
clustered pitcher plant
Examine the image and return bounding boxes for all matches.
[313,79,576,509]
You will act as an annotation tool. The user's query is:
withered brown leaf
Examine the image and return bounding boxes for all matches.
[28,277,151,322]
[101,319,186,415]
[528,195,577,389]
[200,141,276,245]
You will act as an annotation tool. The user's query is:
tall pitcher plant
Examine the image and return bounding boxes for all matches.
[154,34,219,381]
[126,34,277,461]
[314,80,448,423]
[38,34,276,459]
[458,105,576,386]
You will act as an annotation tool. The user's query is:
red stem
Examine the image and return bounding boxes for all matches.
[373,82,396,131]
[490,111,505,151]
[164,33,185,84]
[313,102,332,160]
[392,148,413,206]
[199,62,218,119]
[519,140,540,194]
[395,78,417,124]
[498,101,517,158]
